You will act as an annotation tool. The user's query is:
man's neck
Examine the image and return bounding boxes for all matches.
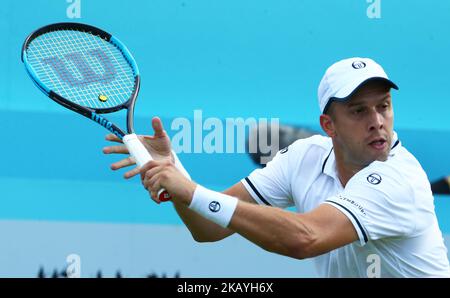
[335,160,363,187]
[333,146,365,188]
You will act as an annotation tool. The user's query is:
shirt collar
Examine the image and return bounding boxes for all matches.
[322,147,338,181]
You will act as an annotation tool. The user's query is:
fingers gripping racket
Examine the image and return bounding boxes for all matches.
[21,22,171,202]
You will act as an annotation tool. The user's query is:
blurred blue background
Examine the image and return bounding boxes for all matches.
[0,0,449,277]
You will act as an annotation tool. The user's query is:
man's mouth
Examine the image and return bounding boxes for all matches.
[368,138,387,150]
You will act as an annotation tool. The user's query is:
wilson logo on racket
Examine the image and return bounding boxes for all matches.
[91,112,120,138]
[42,49,116,88]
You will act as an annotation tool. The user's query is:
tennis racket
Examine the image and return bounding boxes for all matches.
[21,22,171,202]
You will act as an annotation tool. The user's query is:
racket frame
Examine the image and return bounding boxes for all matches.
[21,22,140,139]
[21,22,172,202]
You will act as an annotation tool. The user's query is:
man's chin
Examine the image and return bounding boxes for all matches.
[367,143,391,162]
[376,154,389,162]
[361,152,389,167]
[371,151,389,163]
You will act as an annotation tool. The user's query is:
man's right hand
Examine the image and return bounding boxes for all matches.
[103,116,173,179]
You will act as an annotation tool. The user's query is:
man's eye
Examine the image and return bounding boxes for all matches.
[353,108,364,114]
[379,103,389,110]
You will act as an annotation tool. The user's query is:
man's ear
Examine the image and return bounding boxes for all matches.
[320,114,336,137]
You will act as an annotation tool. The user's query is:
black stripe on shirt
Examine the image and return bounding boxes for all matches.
[322,148,334,173]
[325,200,368,243]
[244,177,272,206]
[391,139,400,149]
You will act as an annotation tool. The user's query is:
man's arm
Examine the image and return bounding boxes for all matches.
[102,118,257,242]
[172,182,257,242]
[229,201,358,259]
[141,159,359,259]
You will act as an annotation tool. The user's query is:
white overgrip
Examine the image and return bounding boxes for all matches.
[123,133,171,202]
[122,133,153,168]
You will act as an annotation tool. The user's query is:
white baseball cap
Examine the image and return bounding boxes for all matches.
[318,57,398,113]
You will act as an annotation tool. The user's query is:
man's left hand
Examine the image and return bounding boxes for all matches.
[140,159,197,205]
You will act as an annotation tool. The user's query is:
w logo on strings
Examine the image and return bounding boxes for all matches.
[42,48,116,88]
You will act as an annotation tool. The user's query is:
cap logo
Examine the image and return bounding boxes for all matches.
[352,61,366,69]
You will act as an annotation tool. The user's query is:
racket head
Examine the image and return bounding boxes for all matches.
[21,22,140,116]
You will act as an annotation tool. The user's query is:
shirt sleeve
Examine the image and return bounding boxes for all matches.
[324,161,417,246]
[241,146,294,208]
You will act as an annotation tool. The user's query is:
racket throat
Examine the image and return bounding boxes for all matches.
[90,112,124,139]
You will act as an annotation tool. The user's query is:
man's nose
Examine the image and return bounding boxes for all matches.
[368,109,384,131]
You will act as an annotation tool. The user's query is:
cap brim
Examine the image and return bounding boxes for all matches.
[323,77,398,113]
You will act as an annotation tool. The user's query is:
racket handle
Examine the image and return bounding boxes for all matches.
[123,133,172,202]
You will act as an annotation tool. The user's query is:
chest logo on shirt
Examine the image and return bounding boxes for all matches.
[367,173,382,185]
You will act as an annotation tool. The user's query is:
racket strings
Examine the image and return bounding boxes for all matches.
[26,29,136,110]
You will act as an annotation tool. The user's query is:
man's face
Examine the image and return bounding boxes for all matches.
[327,80,394,167]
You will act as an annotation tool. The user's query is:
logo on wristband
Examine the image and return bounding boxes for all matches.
[209,201,221,212]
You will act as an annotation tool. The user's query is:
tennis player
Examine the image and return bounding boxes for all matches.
[104,57,450,277]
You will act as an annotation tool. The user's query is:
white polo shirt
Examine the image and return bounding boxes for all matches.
[241,133,450,277]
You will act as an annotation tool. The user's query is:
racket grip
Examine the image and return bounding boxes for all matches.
[123,133,172,202]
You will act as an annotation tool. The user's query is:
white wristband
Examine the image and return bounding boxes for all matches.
[189,185,238,228]
[172,150,191,180]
